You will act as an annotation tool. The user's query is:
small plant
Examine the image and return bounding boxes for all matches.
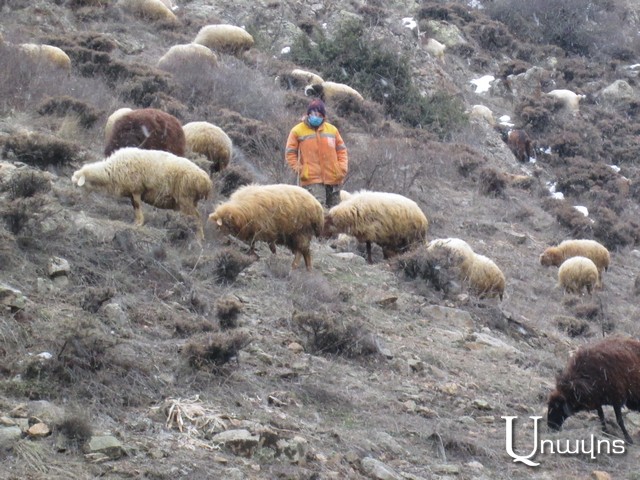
[3,132,82,168]
[216,295,243,329]
[3,170,51,199]
[212,248,254,284]
[37,95,102,128]
[183,331,251,369]
[56,415,93,446]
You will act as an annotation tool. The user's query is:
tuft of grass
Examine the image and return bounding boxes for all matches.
[3,132,83,168]
[37,95,102,128]
[2,170,51,199]
[183,331,251,369]
[212,248,255,284]
[216,296,243,329]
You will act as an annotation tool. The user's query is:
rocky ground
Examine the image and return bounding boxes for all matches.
[2,0,640,479]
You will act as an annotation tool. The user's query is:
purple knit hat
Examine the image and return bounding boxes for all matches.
[307,99,326,116]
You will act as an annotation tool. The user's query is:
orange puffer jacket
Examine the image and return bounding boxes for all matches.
[285,120,348,187]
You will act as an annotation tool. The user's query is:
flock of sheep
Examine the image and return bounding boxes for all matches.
[6,11,636,445]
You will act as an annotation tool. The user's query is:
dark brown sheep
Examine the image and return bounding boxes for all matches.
[547,337,640,443]
[506,129,534,163]
[104,108,185,157]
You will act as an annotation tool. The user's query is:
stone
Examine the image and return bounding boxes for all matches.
[0,283,27,310]
[472,399,492,411]
[592,471,612,480]
[47,256,70,278]
[287,342,304,353]
[27,422,50,437]
[360,457,402,480]
[211,429,260,457]
[83,435,125,460]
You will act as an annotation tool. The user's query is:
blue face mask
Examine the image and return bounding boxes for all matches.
[308,115,323,127]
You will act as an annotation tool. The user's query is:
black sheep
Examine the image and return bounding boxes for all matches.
[547,337,640,443]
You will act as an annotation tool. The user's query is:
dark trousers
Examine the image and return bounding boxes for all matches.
[304,184,341,209]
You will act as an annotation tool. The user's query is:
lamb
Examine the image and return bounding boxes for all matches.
[557,256,599,295]
[71,147,212,241]
[104,107,133,142]
[548,336,640,443]
[424,38,446,62]
[182,121,232,173]
[546,89,586,113]
[324,190,428,264]
[305,81,364,102]
[506,129,534,163]
[18,43,71,70]
[540,239,610,286]
[209,184,324,271]
[118,0,178,23]
[104,108,186,157]
[193,24,254,56]
[157,43,218,72]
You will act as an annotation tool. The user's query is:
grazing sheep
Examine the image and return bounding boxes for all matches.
[465,253,506,300]
[18,43,71,70]
[209,184,324,271]
[426,238,476,276]
[193,24,254,56]
[104,107,133,142]
[104,108,186,157]
[305,81,364,102]
[72,148,212,240]
[324,190,428,264]
[119,0,178,23]
[182,121,232,173]
[291,69,324,86]
[557,256,599,295]
[548,336,640,443]
[540,239,610,286]
[157,43,218,72]
[506,129,534,163]
[424,38,446,62]
[546,89,585,113]
[468,104,495,125]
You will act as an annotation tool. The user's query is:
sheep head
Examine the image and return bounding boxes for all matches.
[547,390,571,430]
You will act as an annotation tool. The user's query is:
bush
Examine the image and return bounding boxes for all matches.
[37,95,102,128]
[3,170,51,199]
[183,331,251,369]
[212,248,255,284]
[3,132,82,168]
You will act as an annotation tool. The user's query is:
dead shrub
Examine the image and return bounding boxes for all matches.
[3,132,82,168]
[37,95,102,128]
[1,197,44,235]
[573,302,601,320]
[183,331,251,369]
[216,164,255,197]
[515,95,557,133]
[212,248,255,284]
[555,157,622,197]
[43,32,117,53]
[80,287,116,313]
[554,315,590,337]
[591,206,640,249]
[542,198,593,237]
[3,170,51,199]
[57,329,116,374]
[293,311,379,358]
[478,167,506,197]
[56,414,93,446]
[396,245,462,294]
[289,271,340,311]
[216,296,243,329]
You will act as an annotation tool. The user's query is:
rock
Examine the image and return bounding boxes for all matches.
[25,400,65,424]
[433,464,461,474]
[370,431,403,455]
[360,457,402,480]
[287,342,304,353]
[47,256,70,278]
[0,426,22,450]
[83,435,124,460]
[592,471,612,480]
[472,399,492,411]
[0,283,27,310]
[211,429,260,457]
[276,435,307,463]
[27,422,50,437]
[420,305,473,331]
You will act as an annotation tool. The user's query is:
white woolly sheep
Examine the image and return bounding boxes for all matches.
[557,256,599,295]
[119,0,178,23]
[291,69,324,86]
[193,24,254,56]
[546,89,585,113]
[182,121,232,173]
[540,239,610,286]
[71,147,212,241]
[209,184,324,271]
[465,253,506,300]
[324,190,428,264]
[468,104,495,125]
[305,81,364,102]
[424,38,446,62]
[426,238,476,277]
[18,43,71,71]
[104,107,133,142]
[157,43,218,72]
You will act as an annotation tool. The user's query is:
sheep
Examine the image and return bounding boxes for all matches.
[324,190,428,264]
[540,239,610,286]
[209,184,324,271]
[157,43,218,72]
[193,24,254,56]
[118,0,178,23]
[104,107,133,142]
[468,105,495,125]
[465,253,506,300]
[426,238,476,276]
[291,69,324,86]
[424,38,446,62]
[104,108,186,157]
[182,121,232,173]
[557,256,599,295]
[546,89,585,113]
[18,43,71,71]
[547,336,640,444]
[71,147,212,241]
[506,129,534,163]
[305,81,364,103]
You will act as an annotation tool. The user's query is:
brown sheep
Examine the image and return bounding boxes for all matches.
[104,108,186,157]
[209,184,324,271]
[506,129,534,163]
[540,239,610,286]
[548,336,640,443]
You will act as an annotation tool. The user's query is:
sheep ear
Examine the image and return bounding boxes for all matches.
[77,175,85,187]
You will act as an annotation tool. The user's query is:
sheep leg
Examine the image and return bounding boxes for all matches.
[613,405,634,443]
[180,202,205,242]
[597,406,608,432]
[366,241,373,264]
[131,193,144,226]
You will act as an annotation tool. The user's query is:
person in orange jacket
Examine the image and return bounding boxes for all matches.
[285,99,348,209]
